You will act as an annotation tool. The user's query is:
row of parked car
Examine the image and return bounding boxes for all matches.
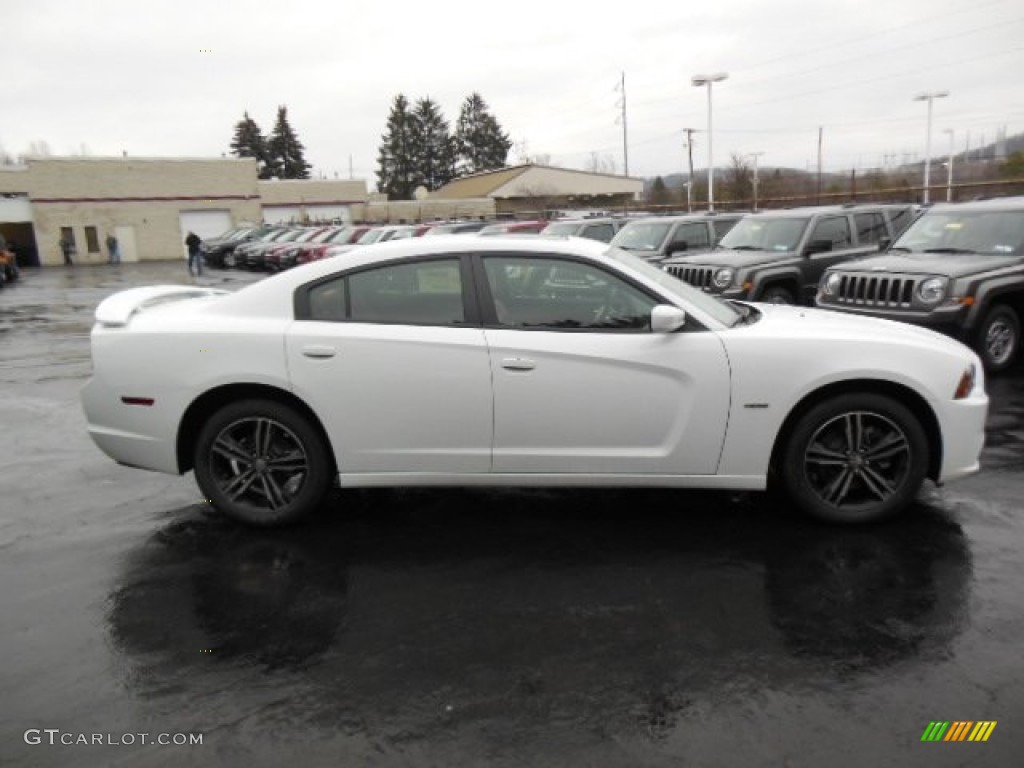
[202,197,1024,372]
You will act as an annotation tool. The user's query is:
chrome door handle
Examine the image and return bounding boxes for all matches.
[302,345,336,359]
[501,357,535,371]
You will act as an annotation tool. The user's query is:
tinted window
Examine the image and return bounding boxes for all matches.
[611,221,672,252]
[888,207,914,236]
[854,212,887,245]
[719,217,809,251]
[671,223,710,249]
[315,259,466,325]
[483,256,656,331]
[581,223,615,242]
[809,216,852,249]
[712,218,739,241]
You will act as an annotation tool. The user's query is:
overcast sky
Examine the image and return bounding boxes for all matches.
[4,0,1022,185]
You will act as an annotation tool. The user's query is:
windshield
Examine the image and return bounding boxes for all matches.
[358,229,385,244]
[892,210,1024,255]
[719,217,809,251]
[542,222,582,236]
[605,246,741,327]
[610,221,671,252]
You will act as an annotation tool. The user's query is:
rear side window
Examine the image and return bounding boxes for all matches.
[809,216,852,249]
[712,218,739,242]
[581,223,615,242]
[306,258,465,325]
[854,212,887,245]
[672,223,710,250]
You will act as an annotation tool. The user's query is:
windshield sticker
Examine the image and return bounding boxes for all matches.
[945,222,964,230]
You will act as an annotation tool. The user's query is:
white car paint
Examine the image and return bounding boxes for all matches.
[81,235,988,519]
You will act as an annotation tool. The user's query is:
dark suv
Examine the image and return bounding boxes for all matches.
[609,213,742,263]
[816,197,1024,372]
[661,204,915,304]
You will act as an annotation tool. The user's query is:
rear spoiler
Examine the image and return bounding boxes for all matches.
[94,285,230,328]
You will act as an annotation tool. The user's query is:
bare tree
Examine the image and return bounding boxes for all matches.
[586,151,617,175]
[726,153,753,204]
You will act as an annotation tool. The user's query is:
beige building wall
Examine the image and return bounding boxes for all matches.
[23,157,262,265]
[360,198,495,223]
[257,179,367,205]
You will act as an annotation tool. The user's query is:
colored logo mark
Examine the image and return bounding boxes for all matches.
[921,721,997,742]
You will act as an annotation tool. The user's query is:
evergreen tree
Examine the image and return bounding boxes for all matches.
[411,97,456,191]
[266,105,311,180]
[649,176,670,206]
[376,94,420,199]
[229,111,271,179]
[454,92,512,176]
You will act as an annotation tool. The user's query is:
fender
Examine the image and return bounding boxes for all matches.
[745,265,803,301]
[964,275,1024,330]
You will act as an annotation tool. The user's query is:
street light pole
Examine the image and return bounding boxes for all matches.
[944,128,955,203]
[692,72,728,211]
[913,90,949,205]
[748,151,764,211]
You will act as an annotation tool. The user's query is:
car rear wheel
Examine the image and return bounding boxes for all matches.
[975,305,1019,373]
[194,399,333,526]
[779,393,928,523]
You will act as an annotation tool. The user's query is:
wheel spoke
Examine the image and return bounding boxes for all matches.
[823,467,855,506]
[253,418,273,456]
[259,474,287,511]
[222,468,259,500]
[267,448,306,470]
[807,443,847,465]
[863,432,908,462]
[212,434,252,465]
[859,464,896,500]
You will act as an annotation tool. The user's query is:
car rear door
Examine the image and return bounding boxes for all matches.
[286,255,493,474]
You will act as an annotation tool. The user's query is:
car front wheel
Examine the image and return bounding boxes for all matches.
[779,393,928,523]
[194,399,333,526]
[759,286,796,304]
[975,305,1019,373]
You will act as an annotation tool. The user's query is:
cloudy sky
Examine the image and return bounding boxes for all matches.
[4,0,1022,185]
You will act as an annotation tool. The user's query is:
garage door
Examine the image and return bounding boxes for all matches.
[179,210,233,258]
[262,206,302,225]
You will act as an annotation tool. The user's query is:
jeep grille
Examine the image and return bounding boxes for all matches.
[665,264,714,289]
[826,273,919,308]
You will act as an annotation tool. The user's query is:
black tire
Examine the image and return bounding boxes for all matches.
[194,399,333,527]
[974,305,1019,374]
[779,393,928,524]
[759,285,796,304]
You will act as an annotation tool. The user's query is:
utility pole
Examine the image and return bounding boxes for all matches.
[816,126,823,205]
[615,72,629,176]
[748,151,764,210]
[684,128,696,213]
[348,154,353,180]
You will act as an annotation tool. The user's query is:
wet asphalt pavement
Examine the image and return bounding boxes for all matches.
[1,262,1022,767]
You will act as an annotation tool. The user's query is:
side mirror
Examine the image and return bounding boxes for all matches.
[651,304,687,333]
[877,236,892,252]
[805,239,833,256]
[666,241,689,257]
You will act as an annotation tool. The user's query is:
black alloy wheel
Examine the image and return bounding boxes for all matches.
[194,399,333,526]
[780,393,928,523]
[976,305,1020,374]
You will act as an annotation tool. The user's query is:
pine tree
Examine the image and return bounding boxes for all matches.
[266,105,311,180]
[454,92,512,176]
[376,94,420,199]
[411,97,456,191]
[229,111,271,179]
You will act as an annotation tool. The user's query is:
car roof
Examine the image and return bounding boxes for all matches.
[620,212,743,224]
[924,196,1024,212]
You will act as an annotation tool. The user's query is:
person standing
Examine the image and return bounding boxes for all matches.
[185,231,202,276]
[105,233,120,264]
[59,236,75,266]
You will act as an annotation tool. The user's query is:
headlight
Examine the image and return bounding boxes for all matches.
[917,277,948,305]
[713,268,734,289]
[823,272,842,296]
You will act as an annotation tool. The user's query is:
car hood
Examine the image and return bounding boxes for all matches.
[832,251,1019,278]
[664,248,793,269]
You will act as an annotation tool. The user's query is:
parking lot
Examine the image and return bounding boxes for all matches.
[2,262,1023,767]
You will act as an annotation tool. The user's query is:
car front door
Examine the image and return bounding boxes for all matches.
[286,256,493,474]
[478,254,731,475]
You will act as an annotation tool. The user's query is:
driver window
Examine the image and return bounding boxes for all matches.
[483,256,656,331]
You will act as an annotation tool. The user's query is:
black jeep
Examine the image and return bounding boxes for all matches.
[661,204,915,304]
[816,197,1024,373]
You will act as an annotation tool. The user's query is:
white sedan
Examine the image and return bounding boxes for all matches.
[82,236,988,526]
